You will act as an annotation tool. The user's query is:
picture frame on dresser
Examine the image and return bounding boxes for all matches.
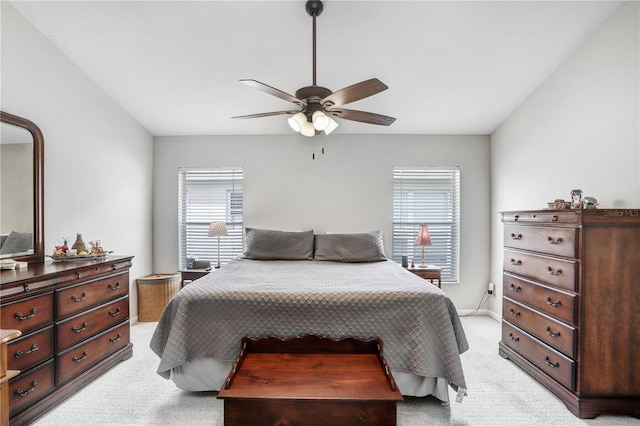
[499,209,640,419]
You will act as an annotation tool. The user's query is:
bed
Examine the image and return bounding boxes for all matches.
[150,229,469,403]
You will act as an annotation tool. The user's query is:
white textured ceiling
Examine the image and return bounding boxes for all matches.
[9,1,623,136]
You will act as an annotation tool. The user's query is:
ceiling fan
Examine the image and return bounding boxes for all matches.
[232,0,396,136]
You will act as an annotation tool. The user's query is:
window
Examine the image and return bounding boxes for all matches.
[392,167,460,283]
[178,168,243,269]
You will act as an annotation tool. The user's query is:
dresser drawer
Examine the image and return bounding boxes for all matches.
[52,260,132,286]
[56,296,129,351]
[55,272,129,319]
[56,321,130,384]
[502,321,575,391]
[1,292,54,334]
[8,359,55,416]
[503,211,579,224]
[504,249,577,291]
[503,298,576,358]
[504,225,577,258]
[502,273,577,323]
[7,325,54,372]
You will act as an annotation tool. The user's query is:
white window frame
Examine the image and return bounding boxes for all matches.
[178,168,243,269]
[392,166,460,283]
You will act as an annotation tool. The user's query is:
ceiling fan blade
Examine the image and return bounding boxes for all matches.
[328,108,396,126]
[232,110,299,120]
[321,78,389,107]
[240,79,305,106]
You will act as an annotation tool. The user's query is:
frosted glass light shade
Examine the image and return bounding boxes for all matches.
[300,120,316,137]
[312,111,329,131]
[323,116,339,135]
[288,112,307,133]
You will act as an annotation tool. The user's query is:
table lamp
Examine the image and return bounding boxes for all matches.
[208,221,228,269]
[415,224,432,268]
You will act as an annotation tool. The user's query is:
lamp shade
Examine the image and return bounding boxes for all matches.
[208,221,228,237]
[288,112,307,133]
[300,119,316,137]
[415,224,432,246]
[312,110,329,131]
[323,116,339,135]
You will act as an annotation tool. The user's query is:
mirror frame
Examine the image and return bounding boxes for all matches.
[1,111,44,263]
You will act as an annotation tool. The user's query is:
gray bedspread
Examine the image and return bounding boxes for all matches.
[150,258,468,392]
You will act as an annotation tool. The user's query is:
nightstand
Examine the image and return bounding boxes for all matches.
[405,265,442,288]
[179,268,211,287]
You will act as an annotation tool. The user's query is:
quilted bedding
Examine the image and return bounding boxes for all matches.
[150,258,468,393]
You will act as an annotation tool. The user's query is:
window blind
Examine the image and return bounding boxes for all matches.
[392,167,460,283]
[178,168,243,269]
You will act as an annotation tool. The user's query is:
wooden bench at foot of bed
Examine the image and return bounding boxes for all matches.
[217,334,403,426]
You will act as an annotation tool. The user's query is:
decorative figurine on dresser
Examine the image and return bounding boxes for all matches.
[499,206,640,419]
[0,111,134,425]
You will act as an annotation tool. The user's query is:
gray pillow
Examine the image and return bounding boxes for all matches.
[314,231,386,263]
[0,231,33,255]
[244,228,314,260]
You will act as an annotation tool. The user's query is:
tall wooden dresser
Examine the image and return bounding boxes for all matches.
[499,209,639,419]
[0,255,133,425]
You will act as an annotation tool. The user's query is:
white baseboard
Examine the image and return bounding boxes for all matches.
[457,309,501,322]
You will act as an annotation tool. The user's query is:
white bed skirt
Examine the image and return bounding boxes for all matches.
[170,358,451,403]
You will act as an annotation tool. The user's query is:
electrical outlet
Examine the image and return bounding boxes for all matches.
[488,282,495,295]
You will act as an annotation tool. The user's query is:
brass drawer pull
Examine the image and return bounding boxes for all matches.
[109,333,122,343]
[551,215,558,222]
[546,267,562,276]
[510,259,522,266]
[15,380,38,397]
[15,343,39,358]
[72,321,88,333]
[71,292,87,302]
[544,356,559,368]
[511,233,522,240]
[73,350,89,363]
[14,307,37,321]
[545,326,561,338]
[509,333,519,342]
[510,283,522,292]
[109,307,122,317]
[547,236,563,245]
[509,308,521,317]
[545,297,561,307]
[108,281,121,290]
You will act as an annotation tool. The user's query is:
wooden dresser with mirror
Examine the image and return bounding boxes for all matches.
[0,112,134,425]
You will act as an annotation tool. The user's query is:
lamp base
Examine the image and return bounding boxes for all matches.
[417,263,428,268]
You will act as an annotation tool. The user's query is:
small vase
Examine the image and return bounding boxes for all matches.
[72,233,88,253]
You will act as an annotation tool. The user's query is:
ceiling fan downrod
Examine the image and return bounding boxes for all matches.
[306,0,323,87]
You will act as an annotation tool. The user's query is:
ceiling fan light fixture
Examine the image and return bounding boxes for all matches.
[323,116,339,135]
[312,110,329,131]
[300,120,316,137]
[288,112,307,132]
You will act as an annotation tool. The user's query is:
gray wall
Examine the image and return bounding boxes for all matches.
[153,134,491,311]
[1,3,154,319]
[489,1,639,316]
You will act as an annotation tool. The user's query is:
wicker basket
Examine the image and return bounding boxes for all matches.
[137,273,181,322]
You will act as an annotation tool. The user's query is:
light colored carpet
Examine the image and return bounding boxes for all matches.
[34,316,638,425]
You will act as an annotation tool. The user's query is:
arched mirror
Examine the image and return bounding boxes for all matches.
[0,111,44,264]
